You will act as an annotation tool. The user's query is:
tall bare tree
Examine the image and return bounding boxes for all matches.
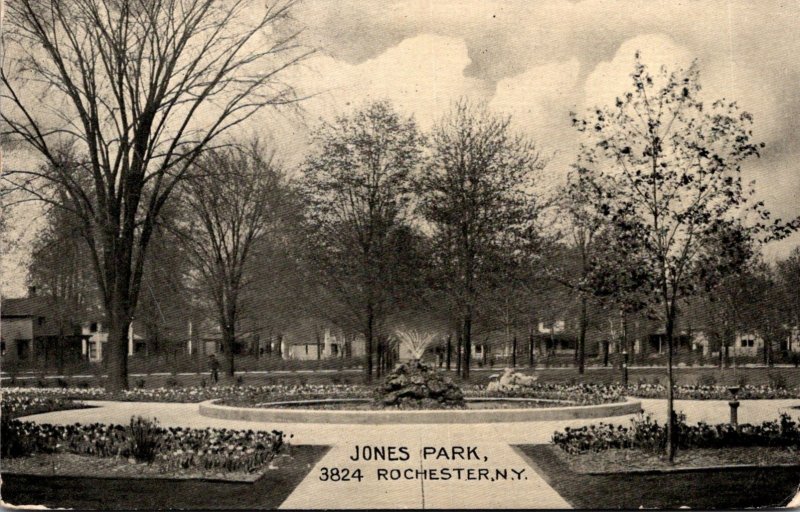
[300,101,425,383]
[177,144,286,377]
[417,100,545,380]
[1,0,311,390]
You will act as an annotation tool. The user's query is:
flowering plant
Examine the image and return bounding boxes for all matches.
[1,416,286,473]
[552,412,800,455]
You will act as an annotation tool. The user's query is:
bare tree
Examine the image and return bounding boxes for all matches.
[300,101,425,383]
[417,100,545,380]
[177,143,286,377]
[1,0,311,390]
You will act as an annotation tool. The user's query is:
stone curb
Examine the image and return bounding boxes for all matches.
[197,397,643,424]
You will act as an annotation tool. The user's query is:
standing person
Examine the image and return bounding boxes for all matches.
[209,355,220,384]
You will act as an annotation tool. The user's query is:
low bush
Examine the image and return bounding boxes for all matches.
[128,416,162,463]
[553,412,800,455]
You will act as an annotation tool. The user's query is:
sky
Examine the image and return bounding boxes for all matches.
[2,0,800,296]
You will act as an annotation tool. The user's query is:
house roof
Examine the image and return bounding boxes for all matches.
[2,296,55,317]
[2,296,89,338]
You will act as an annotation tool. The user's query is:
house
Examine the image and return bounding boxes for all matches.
[282,327,365,360]
[81,321,146,362]
[784,327,800,353]
[1,288,89,366]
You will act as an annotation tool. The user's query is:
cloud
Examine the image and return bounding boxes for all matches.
[295,34,486,130]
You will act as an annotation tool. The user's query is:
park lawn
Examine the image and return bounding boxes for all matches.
[548,445,800,473]
[1,445,329,510]
[516,444,800,509]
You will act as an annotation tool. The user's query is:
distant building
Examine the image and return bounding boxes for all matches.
[283,328,365,360]
[1,288,89,366]
[81,321,145,362]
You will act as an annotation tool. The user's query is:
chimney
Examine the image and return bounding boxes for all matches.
[27,285,37,297]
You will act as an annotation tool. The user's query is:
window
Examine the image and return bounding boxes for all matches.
[17,339,30,359]
[88,342,98,360]
[475,345,482,354]
[1,341,5,356]
[741,337,755,348]
[38,317,45,326]
[90,322,98,333]
[331,344,339,356]
[304,344,309,355]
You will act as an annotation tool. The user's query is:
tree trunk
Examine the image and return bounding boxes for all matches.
[106,314,131,391]
[528,330,535,367]
[456,332,462,376]
[578,296,587,374]
[446,334,452,371]
[222,322,236,377]
[511,335,517,367]
[463,309,472,380]
[665,309,677,462]
[365,305,374,383]
[376,338,383,379]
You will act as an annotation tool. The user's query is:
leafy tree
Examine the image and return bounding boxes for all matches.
[417,100,545,380]
[300,101,425,382]
[572,55,798,460]
[777,247,800,348]
[1,0,311,390]
[176,143,286,377]
[27,205,100,370]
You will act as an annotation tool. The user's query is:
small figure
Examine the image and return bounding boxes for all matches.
[208,354,220,384]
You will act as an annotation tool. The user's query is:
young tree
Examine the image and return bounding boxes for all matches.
[1,0,311,390]
[572,55,798,460]
[300,101,425,382]
[417,100,545,380]
[177,144,286,377]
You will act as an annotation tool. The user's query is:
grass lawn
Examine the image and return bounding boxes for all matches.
[549,445,800,473]
[1,445,329,510]
[515,444,800,509]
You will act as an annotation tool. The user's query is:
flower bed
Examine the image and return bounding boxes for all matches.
[1,415,286,475]
[631,384,800,400]
[4,381,797,408]
[552,412,800,455]
[469,383,626,405]
[1,393,90,419]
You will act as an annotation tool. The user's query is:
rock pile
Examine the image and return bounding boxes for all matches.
[375,360,465,409]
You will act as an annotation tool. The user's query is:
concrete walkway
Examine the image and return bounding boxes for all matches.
[20,399,800,509]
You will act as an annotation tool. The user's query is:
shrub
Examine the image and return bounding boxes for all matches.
[736,374,750,387]
[1,417,37,458]
[128,416,163,463]
[56,378,69,388]
[135,378,146,389]
[165,377,180,388]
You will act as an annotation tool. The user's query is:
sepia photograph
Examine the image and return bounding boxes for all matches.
[1,0,799,509]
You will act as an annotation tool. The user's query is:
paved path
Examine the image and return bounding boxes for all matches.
[20,399,800,509]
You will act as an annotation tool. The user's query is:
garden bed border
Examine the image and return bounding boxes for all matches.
[198,396,643,424]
